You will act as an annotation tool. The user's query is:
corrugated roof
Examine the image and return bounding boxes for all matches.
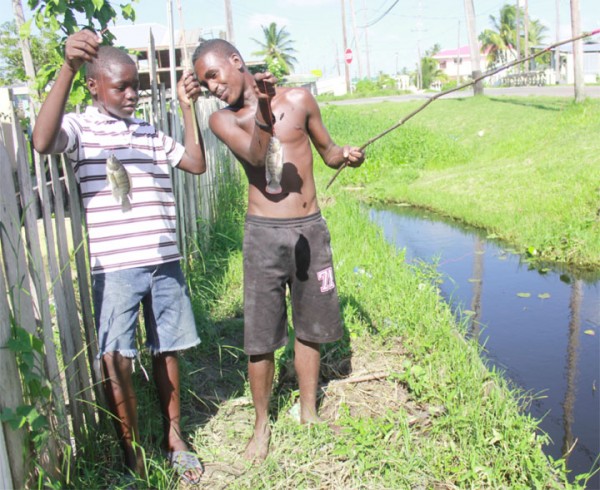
[433,45,472,58]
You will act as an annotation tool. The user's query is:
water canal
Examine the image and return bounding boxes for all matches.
[368,204,600,487]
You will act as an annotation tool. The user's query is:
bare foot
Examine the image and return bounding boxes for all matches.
[300,403,321,425]
[300,415,342,435]
[243,425,271,463]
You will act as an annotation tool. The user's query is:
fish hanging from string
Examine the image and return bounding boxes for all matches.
[265,134,284,194]
[258,80,284,194]
[106,154,132,212]
[326,29,600,190]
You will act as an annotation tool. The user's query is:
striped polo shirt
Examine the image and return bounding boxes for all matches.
[62,106,185,274]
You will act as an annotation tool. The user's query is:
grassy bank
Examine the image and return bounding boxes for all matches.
[70,173,590,488]
[64,97,600,489]
[320,96,600,269]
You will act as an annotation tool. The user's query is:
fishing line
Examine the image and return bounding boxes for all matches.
[261,79,276,136]
[326,28,600,190]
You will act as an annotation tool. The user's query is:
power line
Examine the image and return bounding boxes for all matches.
[360,0,400,28]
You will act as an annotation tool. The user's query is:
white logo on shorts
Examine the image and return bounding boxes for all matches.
[317,267,335,293]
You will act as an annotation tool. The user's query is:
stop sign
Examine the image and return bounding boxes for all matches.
[344,48,353,64]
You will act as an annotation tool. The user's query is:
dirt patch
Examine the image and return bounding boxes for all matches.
[182,328,443,488]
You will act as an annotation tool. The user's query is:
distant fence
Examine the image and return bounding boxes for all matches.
[0,90,237,488]
[502,70,547,87]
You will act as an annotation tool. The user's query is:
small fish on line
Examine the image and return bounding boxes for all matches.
[265,136,283,195]
[106,154,132,212]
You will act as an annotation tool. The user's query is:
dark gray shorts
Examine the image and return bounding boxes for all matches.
[243,211,343,355]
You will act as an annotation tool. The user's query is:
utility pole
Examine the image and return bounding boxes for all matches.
[362,0,371,79]
[464,0,483,95]
[516,0,521,70]
[224,0,235,45]
[570,0,585,101]
[414,0,425,90]
[555,0,561,83]
[12,0,39,113]
[341,0,351,94]
[524,0,529,70]
[456,19,461,85]
[349,0,362,79]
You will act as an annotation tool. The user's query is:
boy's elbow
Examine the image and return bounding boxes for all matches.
[190,165,207,175]
[32,129,63,155]
[31,131,49,154]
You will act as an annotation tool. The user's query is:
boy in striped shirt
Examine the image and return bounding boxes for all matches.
[32,29,206,484]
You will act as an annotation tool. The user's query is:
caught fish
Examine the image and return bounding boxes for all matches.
[265,136,283,194]
[106,154,132,212]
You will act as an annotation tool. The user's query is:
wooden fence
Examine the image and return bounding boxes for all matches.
[0,90,237,488]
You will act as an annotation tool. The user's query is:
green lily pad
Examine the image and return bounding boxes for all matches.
[537,293,551,299]
[517,292,531,298]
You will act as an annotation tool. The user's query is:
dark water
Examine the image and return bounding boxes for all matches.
[369,204,600,487]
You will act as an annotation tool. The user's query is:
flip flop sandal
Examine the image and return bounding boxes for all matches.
[166,450,204,485]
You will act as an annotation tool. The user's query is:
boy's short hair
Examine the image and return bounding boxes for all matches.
[192,38,243,66]
[86,45,136,80]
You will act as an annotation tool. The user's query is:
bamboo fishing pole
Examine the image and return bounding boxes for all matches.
[326,28,600,190]
[176,0,200,144]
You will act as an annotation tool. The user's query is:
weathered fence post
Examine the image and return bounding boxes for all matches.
[0,142,28,489]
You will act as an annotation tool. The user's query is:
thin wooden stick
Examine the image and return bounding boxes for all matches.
[333,371,389,385]
[326,28,600,189]
[176,0,200,144]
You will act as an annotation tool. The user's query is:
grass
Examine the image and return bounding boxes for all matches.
[64,174,593,489]
[320,96,600,269]
[55,96,599,488]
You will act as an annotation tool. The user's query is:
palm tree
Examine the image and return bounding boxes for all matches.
[421,44,442,89]
[479,3,547,67]
[252,22,298,77]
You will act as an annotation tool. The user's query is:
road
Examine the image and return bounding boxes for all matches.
[326,85,600,105]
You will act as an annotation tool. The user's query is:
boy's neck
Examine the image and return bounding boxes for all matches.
[92,101,130,122]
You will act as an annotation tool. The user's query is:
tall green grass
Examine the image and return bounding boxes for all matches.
[62,99,598,489]
[320,97,600,269]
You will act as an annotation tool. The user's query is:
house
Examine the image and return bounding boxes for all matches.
[432,45,494,83]
[110,23,224,92]
[559,42,600,84]
[432,45,471,81]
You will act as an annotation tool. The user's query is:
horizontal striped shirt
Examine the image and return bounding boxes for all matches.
[63,106,185,274]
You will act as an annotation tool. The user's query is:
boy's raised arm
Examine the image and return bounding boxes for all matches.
[174,71,207,175]
[32,30,100,154]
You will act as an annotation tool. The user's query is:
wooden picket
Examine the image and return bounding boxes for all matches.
[0,82,238,487]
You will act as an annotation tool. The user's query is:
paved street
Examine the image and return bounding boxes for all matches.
[327,85,600,105]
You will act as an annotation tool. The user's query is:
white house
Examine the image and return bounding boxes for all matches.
[432,45,498,84]
[559,42,600,84]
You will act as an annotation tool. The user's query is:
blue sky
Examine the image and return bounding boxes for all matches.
[6,0,600,77]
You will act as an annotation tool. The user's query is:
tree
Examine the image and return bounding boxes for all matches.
[0,20,61,87]
[252,22,298,78]
[420,44,442,89]
[24,0,137,106]
[479,3,547,68]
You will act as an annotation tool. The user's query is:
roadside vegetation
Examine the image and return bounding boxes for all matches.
[320,96,600,269]
[69,143,595,488]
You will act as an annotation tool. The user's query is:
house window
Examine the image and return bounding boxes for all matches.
[440,61,447,69]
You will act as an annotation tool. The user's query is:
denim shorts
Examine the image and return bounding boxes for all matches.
[92,260,200,358]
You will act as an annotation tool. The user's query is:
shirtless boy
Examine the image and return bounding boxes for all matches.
[192,39,364,462]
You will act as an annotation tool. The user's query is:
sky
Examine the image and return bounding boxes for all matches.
[5,0,600,78]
